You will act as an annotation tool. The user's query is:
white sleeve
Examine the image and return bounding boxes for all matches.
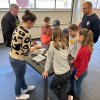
[45,41,54,72]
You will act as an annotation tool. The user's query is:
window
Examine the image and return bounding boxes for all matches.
[0,0,73,9]
[10,0,35,8]
[56,0,72,9]
[0,0,9,8]
[36,0,55,9]
[86,0,98,8]
[86,0,100,9]
[97,0,100,9]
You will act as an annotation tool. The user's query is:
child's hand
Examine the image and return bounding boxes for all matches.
[42,71,48,79]
[74,75,78,80]
[69,61,73,65]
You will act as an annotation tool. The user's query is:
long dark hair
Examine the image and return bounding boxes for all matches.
[52,28,68,50]
[79,28,93,53]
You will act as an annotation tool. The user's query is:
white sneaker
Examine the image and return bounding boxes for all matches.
[68,95,73,100]
[16,94,30,100]
[23,86,35,94]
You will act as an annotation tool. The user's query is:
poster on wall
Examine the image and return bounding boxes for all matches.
[16,0,29,8]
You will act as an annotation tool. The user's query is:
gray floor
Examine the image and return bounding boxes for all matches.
[0,39,100,100]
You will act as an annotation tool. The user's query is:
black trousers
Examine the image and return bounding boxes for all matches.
[50,72,71,100]
[3,34,12,47]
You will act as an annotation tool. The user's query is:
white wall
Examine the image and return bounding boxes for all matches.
[0,10,72,43]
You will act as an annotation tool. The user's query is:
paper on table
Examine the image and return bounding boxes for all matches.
[36,41,41,46]
[32,54,46,62]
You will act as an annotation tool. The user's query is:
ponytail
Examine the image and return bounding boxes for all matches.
[79,28,93,53]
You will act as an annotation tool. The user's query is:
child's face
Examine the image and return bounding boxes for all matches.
[77,32,84,42]
[44,21,50,26]
[68,29,77,37]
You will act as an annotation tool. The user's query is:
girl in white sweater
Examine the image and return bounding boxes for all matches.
[42,28,71,100]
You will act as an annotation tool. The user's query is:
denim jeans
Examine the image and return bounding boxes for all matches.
[9,56,28,96]
[70,68,87,97]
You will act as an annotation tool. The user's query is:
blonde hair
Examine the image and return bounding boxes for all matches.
[52,28,68,50]
[79,28,93,53]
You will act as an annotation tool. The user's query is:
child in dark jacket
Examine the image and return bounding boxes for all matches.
[63,28,69,42]
[68,28,93,100]
[41,17,52,49]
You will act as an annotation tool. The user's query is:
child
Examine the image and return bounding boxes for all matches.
[63,28,69,42]
[68,24,81,62]
[68,28,93,100]
[9,10,41,100]
[53,19,60,28]
[62,28,69,48]
[41,17,52,49]
[50,19,61,41]
[42,28,71,100]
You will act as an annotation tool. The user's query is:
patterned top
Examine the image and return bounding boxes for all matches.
[9,25,31,60]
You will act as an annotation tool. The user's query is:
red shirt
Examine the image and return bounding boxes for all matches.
[74,45,92,78]
[41,25,52,45]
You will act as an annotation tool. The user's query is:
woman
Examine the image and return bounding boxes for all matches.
[9,10,40,100]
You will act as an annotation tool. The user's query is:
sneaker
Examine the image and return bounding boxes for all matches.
[16,94,30,100]
[23,86,35,94]
[68,95,73,100]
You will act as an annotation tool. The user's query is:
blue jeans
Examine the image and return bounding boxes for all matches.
[9,56,28,96]
[70,69,87,97]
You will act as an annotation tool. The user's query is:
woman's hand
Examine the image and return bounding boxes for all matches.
[30,45,41,52]
[35,45,41,49]
[31,41,37,46]
[42,71,48,79]
[74,75,78,80]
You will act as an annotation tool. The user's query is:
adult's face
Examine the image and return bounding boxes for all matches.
[10,8,19,17]
[26,20,36,29]
[82,3,92,15]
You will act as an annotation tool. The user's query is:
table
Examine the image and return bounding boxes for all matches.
[26,54,54,100]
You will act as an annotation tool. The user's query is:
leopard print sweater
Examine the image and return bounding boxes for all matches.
[9,25,31,60]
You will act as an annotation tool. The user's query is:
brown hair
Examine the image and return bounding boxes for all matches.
[83,1,92,8]
[22,10,37,22]
[68,24,78,31]
[52,28,68,50]
[79,28,93,53]
[44,17,50,22]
